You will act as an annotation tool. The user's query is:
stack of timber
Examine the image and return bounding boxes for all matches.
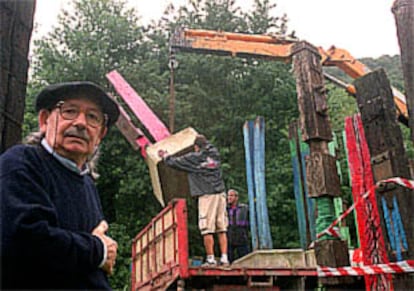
[291,41,353,287]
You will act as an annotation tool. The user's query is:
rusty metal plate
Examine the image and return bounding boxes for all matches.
[371,151,393,181]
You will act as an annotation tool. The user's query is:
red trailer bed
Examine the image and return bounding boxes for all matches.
[131,199,318,290]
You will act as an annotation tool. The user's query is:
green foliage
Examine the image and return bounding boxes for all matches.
[22,83,43,137]
[326,85,358,132]
[31,0,143,84]
[360,55,405,91]
[247,0,288,34]
[107,223,131,290]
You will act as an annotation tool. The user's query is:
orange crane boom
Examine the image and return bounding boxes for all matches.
[170,28,409,125]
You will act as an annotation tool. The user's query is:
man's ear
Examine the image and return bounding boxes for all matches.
[97,126,108,144]
[38,109,50,133]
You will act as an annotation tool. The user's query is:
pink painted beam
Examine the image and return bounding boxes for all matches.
[116,106,151,158]
[106,70,171,142]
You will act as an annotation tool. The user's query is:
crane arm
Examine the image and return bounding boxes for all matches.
[170,28,296,61]
[170,28,409,125]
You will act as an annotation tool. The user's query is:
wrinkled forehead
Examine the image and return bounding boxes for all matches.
[60,95,103,112]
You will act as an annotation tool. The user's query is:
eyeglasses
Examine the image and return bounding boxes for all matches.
[55,101,107,128]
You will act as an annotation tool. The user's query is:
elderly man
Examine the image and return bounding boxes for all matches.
[1,82,119,289]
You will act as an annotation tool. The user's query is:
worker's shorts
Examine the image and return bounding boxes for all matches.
[198,192,228,235]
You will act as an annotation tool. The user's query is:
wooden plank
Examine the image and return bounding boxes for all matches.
[291,42,332,142]
[354,69,414,260]
[231,249,316,269]
[289,121,316,248]
[106,70,170,142]
[145,127,197,206]
[132,200,188,290]
[299,136,316,242]
[345,114,392,290]
[243,120,259,250]
[329,133,351,246]
[292,42,340,198]
[354,69,414,289]
[289,122,308,249]
[306,151,341,197]
[342,129,360,248]
[314,240,354,286]
[0,1,35,153]
[253,116,272,249]
[115,106,150,153]
[393,0,414,140]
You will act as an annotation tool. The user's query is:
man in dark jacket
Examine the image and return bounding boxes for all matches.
[227,189,250,262]
[159,135,229,267]
[0,82,119,289]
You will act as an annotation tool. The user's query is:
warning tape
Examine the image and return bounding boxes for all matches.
[317,260,414,277]
[381,177,414,189]
[316,177,414,240]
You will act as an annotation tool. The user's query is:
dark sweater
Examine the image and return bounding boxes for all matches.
[227,203,249,246]
[0,144,110,290]
[164,143,225,196]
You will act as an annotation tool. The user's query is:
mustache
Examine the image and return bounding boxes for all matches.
[63,127,90,142]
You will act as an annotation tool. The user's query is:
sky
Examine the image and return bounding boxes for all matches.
[32,0,400,59]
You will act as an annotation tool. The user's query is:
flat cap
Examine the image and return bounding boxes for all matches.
[35,81,120,127]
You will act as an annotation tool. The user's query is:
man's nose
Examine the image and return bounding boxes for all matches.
[72,112,88,127]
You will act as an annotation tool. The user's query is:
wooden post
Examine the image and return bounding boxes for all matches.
[0,1,36,153]
[292,41,353,287]
[243,120,259,250]
[345,114,391,290]
[289,121,313,249]
[354,68,414,289]
[243,117,273,250]
[392,0,414,141]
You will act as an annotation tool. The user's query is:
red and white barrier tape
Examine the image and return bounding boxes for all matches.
[318,260,414,277]
[381,177,414,189]
[316,177,414,240]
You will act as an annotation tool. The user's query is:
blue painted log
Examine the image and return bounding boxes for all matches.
[393,196,408,253]
[391,196,408,261]
[243,120,259,250]
[253,116,272,249]
[382,196,396,251]
[391,200,403,261]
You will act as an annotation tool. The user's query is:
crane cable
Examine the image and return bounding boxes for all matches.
[168,49,178,133]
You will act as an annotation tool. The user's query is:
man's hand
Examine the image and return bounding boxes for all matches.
[93,220,108,234]
[92,220,118,275]
[99,235,118,275]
